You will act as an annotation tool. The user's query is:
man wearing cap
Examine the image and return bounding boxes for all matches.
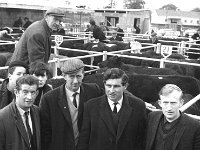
[10,8,65,65]
[40,58,104,150]
[109,30,123,41]
[89,19,106,42]
[191,27,200,44]
[150,32,159,44]
[0,60,28,109]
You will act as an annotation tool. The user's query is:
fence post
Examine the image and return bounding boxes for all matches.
[54,46,59,56]
[160,58,165,68]
[155,43,161,54]
[178,41,185,55]
[52,58,59,77]
[102,51,108,61]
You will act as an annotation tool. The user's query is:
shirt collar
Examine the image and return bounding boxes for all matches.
[16,104,30,116]
[65,86,80,97]
[108,95,123,106]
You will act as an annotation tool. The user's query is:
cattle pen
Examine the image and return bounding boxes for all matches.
[1,33,200,120]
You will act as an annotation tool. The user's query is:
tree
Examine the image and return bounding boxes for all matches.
[191,7,200,12]
[124,0,145,9]
[160,4,178,10]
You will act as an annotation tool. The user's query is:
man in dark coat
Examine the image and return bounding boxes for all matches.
[191,27,200,44]
[89,19,106,42]
[10,8,65,65]
[145,84,200,150]
[0,61,28,109]
[77,68,147,150]
[109,30,123,41]
[0,75,41,150]
[116,23,124,37]
[40,58,104,150]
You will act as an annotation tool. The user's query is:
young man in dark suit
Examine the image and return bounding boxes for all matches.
[77,68,147,150]
[40,58,104,150]
[0,61,28,109]
[0,75,40,150]
[145,84,200,150]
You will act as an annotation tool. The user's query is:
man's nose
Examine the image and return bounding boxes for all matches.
[73,77,78,83]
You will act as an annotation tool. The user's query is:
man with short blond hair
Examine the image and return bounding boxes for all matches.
[145,84,200,150]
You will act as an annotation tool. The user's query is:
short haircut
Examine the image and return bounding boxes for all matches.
[8,61,28,75]
[159,84,183,100]
[89,19,96,26]
[15,75,39,91]
[103,68,129,86]
[29,61,50,78]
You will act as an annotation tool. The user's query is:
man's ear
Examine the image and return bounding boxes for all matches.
[14,89,18,96]
[180,99,184,107]
[8,73,11,78]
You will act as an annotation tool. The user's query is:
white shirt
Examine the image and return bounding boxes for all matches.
[65,87,80,108]
[108,96,123,113]
[16,106,33,133]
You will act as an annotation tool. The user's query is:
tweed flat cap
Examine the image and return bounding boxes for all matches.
[61,58,84,74]
[45,8,65,17]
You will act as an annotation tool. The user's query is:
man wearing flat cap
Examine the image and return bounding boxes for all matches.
[192,27,200,44]
[40,58,104,150]
[0,60,28,109]
[10,7,65,65]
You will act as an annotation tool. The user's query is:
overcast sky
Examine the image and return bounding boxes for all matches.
[2,0,200,11]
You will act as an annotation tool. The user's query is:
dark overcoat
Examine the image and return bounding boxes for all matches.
[145,111,200,150]
[77,93,147,150]
[40,82,103,150]
[10,19,51,65]
[0,101,40,150]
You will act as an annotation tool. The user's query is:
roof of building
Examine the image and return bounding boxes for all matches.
[156,9,200,19]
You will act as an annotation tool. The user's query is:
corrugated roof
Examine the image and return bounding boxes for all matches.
[156,9,200,18]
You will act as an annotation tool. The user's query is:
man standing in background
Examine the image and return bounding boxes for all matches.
[10,8,65,65]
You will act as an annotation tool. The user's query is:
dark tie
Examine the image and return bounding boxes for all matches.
[72,92,78,108]
[113,102,118,114]
[24,111,33,147]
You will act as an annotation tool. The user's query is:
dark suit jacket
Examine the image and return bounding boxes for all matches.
[10,19,51,65]
[93,25,106,42]
[77,93,147,150]
[0,101,40,150]
[145,111,200,150]
[40,82,103,150]
[116,28,124,37]
[0,78,12,109]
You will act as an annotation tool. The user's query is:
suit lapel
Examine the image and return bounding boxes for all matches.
[172,114,186,150]
[100,95,116,137]
[78,85,86,121]
[116,96,132,141]
[30,106,40,150]
[58,85,73,126]
[148,112,162,149]
[10,102,30,148]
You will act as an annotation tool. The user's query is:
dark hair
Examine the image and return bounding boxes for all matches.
[8,61,28,74]
[89,19,96,26]
[103,68,129,86]
[15,75,39,91]
[29,61,50,78]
